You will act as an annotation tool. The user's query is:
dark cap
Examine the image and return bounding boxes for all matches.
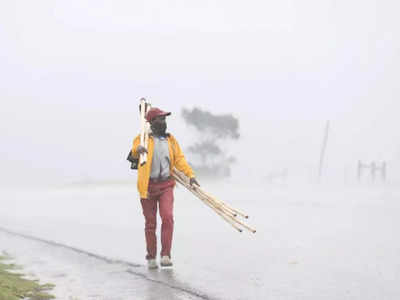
[145,107,171,122]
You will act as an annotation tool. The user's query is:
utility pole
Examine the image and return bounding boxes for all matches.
[318,120,330,182]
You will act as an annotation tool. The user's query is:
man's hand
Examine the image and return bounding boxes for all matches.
[190,177,200,187]
[136,145,148,155]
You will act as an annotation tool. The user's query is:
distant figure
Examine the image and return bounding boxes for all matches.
[131,107,200,269]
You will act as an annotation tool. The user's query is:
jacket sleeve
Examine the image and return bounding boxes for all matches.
[171,136,195,178]
[131,135,141,158]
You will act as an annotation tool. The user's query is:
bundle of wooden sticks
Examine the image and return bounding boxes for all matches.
[173,168,256,234]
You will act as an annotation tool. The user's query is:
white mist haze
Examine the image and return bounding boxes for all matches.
[2,3,400,299]
[1,0,400,186]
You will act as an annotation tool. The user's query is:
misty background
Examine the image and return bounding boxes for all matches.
[2,3,400,299]
[1,0,400,187]
[182,107,240,178]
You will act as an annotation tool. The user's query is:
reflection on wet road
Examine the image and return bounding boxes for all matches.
[0,228,215,300]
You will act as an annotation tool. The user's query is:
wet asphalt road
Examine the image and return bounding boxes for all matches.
[1,182,400,299]
[0,228,211,300]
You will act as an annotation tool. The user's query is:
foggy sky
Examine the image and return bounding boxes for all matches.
[1,0,399,185]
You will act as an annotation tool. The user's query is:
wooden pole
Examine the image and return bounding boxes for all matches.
[172,169,256,233]
[143,102,151,154]
[172,173,243,232]
[197,189,248,218]
[172,172,235,218]
[318,120,330,182]
[139,98,148,166]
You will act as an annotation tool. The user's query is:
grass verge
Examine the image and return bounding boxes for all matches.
[0,251,55,300]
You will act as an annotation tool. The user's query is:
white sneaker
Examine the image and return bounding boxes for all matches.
[147,259,158,269]
[160,256,173,267]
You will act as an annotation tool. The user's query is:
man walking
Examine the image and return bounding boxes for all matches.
[131,107,200,269]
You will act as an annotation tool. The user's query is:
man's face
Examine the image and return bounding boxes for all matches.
[152,115,166,125]
[150,115,167,135]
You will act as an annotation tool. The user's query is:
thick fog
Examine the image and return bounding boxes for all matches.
[1,0,400,186]
[2,3,400,299]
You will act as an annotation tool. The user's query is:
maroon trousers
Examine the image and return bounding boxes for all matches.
[140,178,175,260]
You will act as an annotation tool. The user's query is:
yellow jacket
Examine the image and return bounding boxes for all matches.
[131,134,194,199]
